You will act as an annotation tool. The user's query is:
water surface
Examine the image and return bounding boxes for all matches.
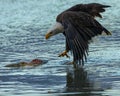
[0,0,120,96]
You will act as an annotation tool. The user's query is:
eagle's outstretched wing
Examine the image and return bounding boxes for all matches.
[65,3,111,18]
[60,11,110,68]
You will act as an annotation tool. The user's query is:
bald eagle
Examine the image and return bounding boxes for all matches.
[45,3,111,68]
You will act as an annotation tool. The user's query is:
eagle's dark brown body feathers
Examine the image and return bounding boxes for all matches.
[57,11,110,67]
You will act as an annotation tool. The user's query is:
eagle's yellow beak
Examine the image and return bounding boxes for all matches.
[45,32,52,39]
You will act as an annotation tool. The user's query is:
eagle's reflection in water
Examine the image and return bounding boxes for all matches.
[66,68,91,92]
[64,67,103,96]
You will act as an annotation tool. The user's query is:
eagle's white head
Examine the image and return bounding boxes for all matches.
[45,22,64,39]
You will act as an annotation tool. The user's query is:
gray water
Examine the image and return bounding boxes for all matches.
[0,0,120,96]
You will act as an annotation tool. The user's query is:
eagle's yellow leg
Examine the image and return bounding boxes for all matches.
[58,50,70,58]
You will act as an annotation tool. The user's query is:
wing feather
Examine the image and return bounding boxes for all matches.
[65,3,111,18]
[61,11,110,66]
[63,21,89,66]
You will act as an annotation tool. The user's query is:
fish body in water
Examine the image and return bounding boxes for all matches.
[5,59,43,67]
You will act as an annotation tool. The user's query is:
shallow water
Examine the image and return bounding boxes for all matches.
[0,0,120,96]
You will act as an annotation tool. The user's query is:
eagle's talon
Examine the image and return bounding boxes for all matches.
[58,50,70,58]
